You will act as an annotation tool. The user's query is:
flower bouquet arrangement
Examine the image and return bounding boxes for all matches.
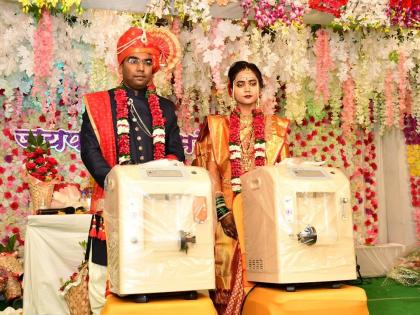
[0,234,24,303]
[23,130,61,213]
[59,241,90,315]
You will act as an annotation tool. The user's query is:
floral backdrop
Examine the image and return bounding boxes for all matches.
[0,0,419,252]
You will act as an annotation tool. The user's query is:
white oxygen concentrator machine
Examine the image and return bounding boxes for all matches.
[241,160,357,284]
[104,160,215,295]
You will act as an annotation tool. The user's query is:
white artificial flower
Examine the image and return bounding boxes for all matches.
[203,48,223,68]
[217,20,243,42]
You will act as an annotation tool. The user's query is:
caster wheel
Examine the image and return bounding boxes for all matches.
[184,291,198,300]
[133,294,149,303]
[285,286,296,292]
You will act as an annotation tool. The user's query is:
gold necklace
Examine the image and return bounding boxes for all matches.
[240,116,254,172]
[128,98,153,138]
[240,114,252,127]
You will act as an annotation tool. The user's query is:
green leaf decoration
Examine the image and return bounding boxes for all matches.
[6,234,17,252]
[36,133,44,146]
[27,130,51,150]
[388,50,399,63]
[28,130,37,151]
[0,234,17,253]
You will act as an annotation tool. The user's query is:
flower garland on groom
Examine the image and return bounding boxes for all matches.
[80,26,185,315]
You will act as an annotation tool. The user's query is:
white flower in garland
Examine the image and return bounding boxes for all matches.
[255,150,265,158]
[248,27,263,67]
[117,120,130,134]
[0,3,34,97]
[273,25,310,124]
[1,3,419,132]
[335,0,390,28]
[17,45,34,77]
[80,10,132,71]
[216,20,243,42]
[229,144,241,159]
[233,37,252,62]
[329,31,350,83]
[54,15,89,87]
[203,48,223,68]
[231,177,241,192]
[146,0,171,19]
[153,70,173,97]
[147,0,211,26]
[189,26,209,53]
[254,142,265,150]
[153,128,166,145]
[353,58,373,128]
[182,30,212,116]
[183,0,211,24]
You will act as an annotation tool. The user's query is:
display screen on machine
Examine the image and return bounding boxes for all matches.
[292,169,326,178]
[146,169,184,177]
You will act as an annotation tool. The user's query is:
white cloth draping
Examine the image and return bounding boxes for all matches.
[23,214,91,315]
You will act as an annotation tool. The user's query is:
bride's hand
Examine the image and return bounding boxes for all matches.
[220,212,238,240]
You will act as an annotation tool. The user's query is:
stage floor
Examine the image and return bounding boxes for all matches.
[356,277,420,315]
[1,278,420,314]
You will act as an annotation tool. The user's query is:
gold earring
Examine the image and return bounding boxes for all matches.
[230,85,237,109]
[230,95,236,111]
[257,96,260,109]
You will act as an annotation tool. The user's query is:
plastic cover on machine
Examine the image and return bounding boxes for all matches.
[104,160,215,295]
[241,161,356,283]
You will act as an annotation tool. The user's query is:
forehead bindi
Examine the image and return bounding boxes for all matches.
[235,70,257,83]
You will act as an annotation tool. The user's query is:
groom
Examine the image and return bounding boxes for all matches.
[80,26,184,314]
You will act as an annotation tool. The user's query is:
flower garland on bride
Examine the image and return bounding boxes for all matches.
[229,107,265,193]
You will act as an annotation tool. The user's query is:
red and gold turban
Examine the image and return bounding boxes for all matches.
[117,27,181,73]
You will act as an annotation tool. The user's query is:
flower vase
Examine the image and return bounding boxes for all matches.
[62,262,90,315]
[28,180,55,214]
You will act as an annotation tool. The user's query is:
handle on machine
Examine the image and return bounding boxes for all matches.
[180,230,196,254]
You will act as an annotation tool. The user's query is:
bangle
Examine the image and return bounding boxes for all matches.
[216,206,229,219]
[218,211,230,221]
[216,195,229,220]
